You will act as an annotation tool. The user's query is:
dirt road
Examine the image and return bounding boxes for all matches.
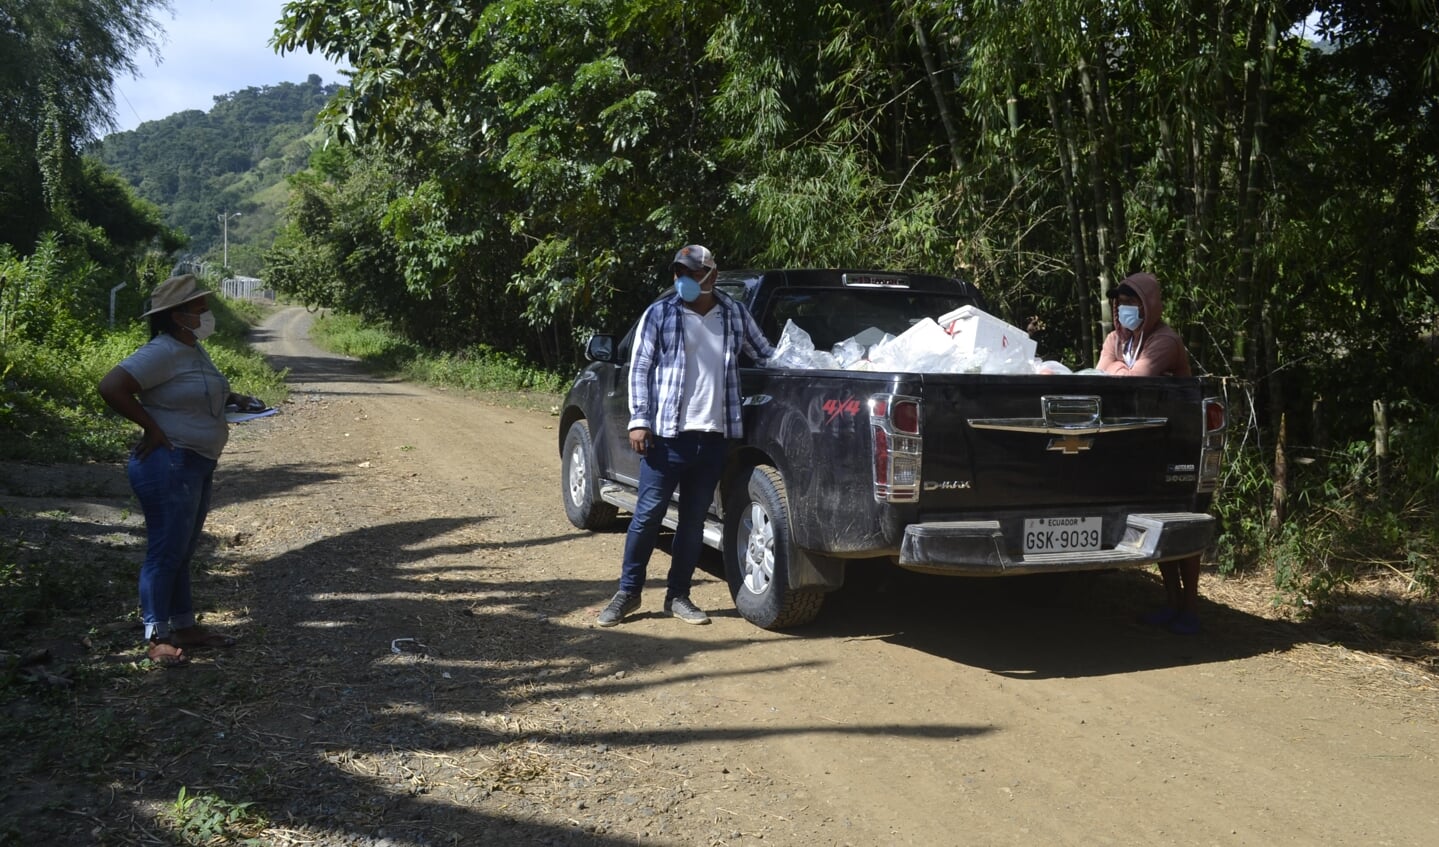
[76,307,1439,844]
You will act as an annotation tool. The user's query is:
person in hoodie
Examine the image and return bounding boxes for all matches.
[1097,272,1192,377]
[1097,272,1201,634]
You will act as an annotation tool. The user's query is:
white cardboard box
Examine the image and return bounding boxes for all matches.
[937,305,1037,362]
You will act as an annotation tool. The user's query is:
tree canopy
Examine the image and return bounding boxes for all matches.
[268,0,1438,585]
[271,1,1436,370]
[1,0,173,258]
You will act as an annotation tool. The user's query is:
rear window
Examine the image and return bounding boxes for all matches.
[762,288,980,349]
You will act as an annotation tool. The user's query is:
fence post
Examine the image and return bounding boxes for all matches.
[1373,399,1390,498]
[109,282,127,328]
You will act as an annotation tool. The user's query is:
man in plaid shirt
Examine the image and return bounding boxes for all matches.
[597,245,775,627]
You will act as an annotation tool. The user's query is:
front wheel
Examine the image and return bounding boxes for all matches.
[723,465,824,629]
[561,420,618,530]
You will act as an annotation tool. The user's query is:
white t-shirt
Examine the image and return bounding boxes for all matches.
[119,334,230,459]
[679,305,726,433]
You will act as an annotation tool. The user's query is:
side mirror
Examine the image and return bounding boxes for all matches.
[586,334,618,363]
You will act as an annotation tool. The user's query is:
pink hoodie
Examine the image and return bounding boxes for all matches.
[1097,272,1192,377]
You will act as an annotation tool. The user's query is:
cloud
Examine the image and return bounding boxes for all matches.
[110,0,347,133]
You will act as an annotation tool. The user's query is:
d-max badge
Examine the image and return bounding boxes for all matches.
[923,480,972,491]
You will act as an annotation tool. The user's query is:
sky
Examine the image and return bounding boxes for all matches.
[109,0,349,135]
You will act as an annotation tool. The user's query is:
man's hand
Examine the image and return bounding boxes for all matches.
[629,428,652,454]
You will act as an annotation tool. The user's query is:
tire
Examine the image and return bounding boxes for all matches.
[723,465,824,629]
[561,420,618,530]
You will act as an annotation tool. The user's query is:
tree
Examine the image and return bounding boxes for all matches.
[0,0,169,250]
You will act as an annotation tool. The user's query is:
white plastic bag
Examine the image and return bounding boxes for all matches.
[769,320,816,369]
[868,318,985,373]
[831,337,867,368]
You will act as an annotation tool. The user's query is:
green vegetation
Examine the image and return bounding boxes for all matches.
[1213,433,1439,611]
[1,243,287,463]
[309,311,566,399]
[166,786,267,846]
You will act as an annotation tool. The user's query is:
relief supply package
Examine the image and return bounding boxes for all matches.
[768,306,1085,374]
[937,306,1038,363]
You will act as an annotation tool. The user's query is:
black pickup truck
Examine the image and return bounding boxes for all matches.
[559,269,1227,629]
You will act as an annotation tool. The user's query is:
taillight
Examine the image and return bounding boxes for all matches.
[870,393,922,502]
[1205,399,1225,434]
[893,399,919,434]
[1198,397,1226,493]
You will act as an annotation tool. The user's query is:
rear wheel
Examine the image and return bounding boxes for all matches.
[561,420,618,530]
[724,465,824,629]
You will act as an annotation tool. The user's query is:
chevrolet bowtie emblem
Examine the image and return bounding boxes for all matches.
[1047,434,1094,455]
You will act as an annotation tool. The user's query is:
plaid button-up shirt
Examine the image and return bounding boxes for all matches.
[627,291,774,439]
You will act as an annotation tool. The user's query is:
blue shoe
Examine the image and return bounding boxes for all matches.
[663,596,710,625]
[1139,607,1178,627]
[597,591,640,627]
[1167,612,1201,635]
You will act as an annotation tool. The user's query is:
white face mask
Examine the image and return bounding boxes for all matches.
[182,311,216,340]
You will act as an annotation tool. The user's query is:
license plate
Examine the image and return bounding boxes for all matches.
[1023,517,1102,554]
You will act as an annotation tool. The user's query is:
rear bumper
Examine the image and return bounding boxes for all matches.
[898,512,1214,576]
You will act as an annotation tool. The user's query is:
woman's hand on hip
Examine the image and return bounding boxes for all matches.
[135,427,172,459]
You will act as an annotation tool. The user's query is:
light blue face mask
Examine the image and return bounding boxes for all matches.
[1117,304,1142,331]
[674,275,701,302]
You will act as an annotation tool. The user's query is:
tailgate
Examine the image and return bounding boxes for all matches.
[915,374,1206,511]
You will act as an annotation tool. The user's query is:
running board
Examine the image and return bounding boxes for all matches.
[600,484,724,549]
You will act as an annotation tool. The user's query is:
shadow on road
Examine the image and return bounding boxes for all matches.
[114,516,999,844]
[696,550,1309,678]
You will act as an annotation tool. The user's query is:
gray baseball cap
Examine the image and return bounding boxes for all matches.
[672,244,716,273]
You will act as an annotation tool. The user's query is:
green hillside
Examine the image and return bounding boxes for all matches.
[95,74,342,277]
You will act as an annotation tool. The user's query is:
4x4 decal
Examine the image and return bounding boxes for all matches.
[822,397,862,424]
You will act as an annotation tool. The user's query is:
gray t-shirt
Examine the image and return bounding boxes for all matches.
[119,334,230,460]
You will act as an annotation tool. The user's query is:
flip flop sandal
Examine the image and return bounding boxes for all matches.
[147,640,191,668]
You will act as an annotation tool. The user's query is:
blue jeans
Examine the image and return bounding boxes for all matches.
[128,445,217,640]
[619,431,727,600]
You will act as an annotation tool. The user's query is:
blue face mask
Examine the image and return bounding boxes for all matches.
[674,275,701,302]
[1117,304,1142,331]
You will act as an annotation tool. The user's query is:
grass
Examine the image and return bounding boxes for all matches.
[308,310,566,404]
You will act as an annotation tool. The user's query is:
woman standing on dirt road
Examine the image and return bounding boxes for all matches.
[98,274,256,667]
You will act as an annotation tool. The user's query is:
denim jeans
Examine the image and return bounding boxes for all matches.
[128,445,217,640]
[619,431,727,600]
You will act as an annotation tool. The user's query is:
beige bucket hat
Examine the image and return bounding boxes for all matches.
[141,274,211,317]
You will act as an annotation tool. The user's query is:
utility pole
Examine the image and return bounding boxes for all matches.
[218,211,241,276]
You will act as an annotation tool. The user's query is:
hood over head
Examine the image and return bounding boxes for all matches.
[1111,272,1164,333]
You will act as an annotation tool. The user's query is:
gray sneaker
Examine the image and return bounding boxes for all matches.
[596,591,640,627]
[663,596,710,625]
